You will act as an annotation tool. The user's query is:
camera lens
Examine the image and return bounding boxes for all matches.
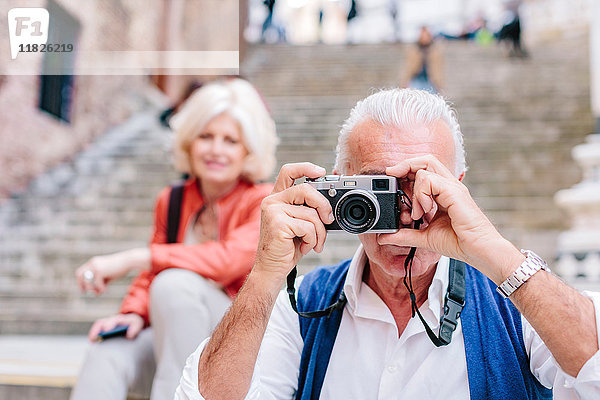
[349,203,365,220]
[335,190,380,234]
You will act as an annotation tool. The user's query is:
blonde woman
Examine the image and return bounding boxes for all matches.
[71,78,278,400]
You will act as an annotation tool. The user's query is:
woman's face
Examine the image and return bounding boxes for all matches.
[189,112,249,187]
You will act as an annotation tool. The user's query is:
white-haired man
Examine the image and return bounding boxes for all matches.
[176,88,600,399]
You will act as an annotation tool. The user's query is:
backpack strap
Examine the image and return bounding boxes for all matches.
[166,183,184,244]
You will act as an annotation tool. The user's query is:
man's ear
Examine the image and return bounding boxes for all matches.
[458,171,465,182]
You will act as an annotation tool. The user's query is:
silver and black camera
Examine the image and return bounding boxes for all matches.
[306,175,400,234]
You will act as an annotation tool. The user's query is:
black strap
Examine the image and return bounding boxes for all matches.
[287,257,465,347]
[411,258,465,347]
[166,183,184,244]
[287,267,347,319]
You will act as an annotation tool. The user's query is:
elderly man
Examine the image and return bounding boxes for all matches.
[176,88,600,399]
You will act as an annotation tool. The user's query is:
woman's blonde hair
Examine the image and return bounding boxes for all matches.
[170,79,278,182]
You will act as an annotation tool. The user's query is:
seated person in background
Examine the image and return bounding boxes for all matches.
[71,78,278,400]
[177,88,600,399]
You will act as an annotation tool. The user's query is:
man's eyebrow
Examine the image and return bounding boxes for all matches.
[357,168,386,175]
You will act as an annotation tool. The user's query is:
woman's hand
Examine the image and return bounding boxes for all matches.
[384,155,521,283]
[76,248,151,294]
[87,313,145,342]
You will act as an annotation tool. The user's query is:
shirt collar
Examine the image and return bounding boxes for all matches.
[343,244,450,327]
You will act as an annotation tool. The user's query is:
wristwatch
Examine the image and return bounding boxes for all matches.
[496,249,548,298]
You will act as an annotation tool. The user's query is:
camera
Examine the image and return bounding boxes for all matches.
[306,175,400,234]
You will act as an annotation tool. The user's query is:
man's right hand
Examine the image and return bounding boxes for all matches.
[254,163,334,288]
[196,163,333,400]
[87,313,144,342]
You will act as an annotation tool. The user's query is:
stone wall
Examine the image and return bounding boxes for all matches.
[0,0,161,199]
[0,0,239,199]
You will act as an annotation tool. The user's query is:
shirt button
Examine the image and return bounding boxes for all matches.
[387,365,397,373]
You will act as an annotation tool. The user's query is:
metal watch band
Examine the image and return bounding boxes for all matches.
[496,249,548,298]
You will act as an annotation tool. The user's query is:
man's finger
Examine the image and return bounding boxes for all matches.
[282,204,327,253]
[273,162,326,193]
[378,227,429,250]
[286,218,318,256]
[273,184,333,225]
[411,168,467,220]
[386,155,457,181]
[411,169,437,220]
[410,168,486,236]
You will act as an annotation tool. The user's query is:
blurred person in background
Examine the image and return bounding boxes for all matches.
[496,0,527,58]
[70,78,278,400]
[261,0,276,41]
[261,0,286,43]
[439,15,494,46]
[400,26,444,94]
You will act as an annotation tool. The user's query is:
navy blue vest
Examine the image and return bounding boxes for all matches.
[296,259,553,400]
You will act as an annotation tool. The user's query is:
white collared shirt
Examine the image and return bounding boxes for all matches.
[176,246,600,399]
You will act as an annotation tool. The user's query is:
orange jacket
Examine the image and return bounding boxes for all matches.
[119,178,272,324]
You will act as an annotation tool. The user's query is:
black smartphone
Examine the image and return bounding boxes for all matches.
[96,324,129,341]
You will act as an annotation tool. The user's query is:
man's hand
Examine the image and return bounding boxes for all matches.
[386,155,598,377]
[197,162,333,399]
[87,313,144,342]
[76,248,151,295]
[384,155,521,283]
[254,163,333,290]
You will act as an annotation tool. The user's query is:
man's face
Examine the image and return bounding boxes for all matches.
[345,118,457,279]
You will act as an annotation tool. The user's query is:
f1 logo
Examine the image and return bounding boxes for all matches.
[8,8,49,60]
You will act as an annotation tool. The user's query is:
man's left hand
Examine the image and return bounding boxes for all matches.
[384,155,522,283]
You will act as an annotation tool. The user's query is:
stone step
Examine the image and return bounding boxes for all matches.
[0,335,87,400]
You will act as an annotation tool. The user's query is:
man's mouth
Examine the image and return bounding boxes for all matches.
[377,241,413,256]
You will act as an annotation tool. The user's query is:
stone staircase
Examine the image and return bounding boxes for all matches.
[0,112,178,335]
[0,37,595,336]
[0,35,595,397]
[245,39,595,275]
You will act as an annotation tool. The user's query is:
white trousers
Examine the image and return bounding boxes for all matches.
[70,269,231,400]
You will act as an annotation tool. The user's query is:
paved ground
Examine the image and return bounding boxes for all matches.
[0,335,88,388]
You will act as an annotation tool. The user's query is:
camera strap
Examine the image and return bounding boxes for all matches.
[404,246,466,347]
[287,267,347,318]
[286,251,465,347]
